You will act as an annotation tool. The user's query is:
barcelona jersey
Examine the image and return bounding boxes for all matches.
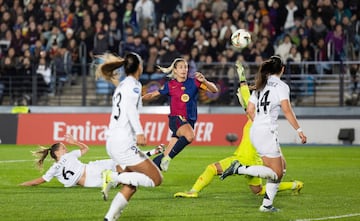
[159,78,203,121]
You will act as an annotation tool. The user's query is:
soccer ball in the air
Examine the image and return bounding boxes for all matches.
[231,29,251,49]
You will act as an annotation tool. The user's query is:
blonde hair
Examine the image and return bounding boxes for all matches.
[32,143,61,170]
[95,53,125,82]
[157,58,187,78]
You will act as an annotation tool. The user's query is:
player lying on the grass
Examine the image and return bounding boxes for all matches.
[20,134,164,188]
[174,61,303,198]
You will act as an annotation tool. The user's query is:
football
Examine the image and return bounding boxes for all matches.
[231,29,251,49]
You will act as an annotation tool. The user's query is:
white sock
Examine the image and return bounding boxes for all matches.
[237,165,278,180]
[105,193,128,221]
[112,172,155,187]
[262,180,280,207]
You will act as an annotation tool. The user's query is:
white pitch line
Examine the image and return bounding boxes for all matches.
[0,160,32,163]
[0,157,107,164]
[295,213,360,221]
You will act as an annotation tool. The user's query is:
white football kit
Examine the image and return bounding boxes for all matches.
[42,150,118,187]
[42,150,85,187]
[105,76,148,167]
[249,75,290,158]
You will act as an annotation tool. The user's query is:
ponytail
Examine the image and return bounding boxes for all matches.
[255,55,284,91]
[32,143,61,170]
[95,52,143,82]
[255,60,272,91]
[95,53,125,82]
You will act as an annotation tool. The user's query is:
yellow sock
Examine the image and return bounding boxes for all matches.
[191,164,217,192]
[258,181,295,195]
[278,181,295,192]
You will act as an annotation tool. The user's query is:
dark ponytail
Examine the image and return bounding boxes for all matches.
[32,143,61,170]
[255,56,284,91]
[124,52,142,75]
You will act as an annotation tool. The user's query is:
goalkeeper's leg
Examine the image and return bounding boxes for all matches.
[174,163,217,198]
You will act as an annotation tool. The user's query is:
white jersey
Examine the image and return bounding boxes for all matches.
[249,75,290,130]
[107,76,144,140]
[42,150,85,187]
[105,76,147,167]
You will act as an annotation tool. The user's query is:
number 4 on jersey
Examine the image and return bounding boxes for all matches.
[257,90,270,114]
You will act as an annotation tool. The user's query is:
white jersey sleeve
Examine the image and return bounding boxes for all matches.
[42,150,85,187]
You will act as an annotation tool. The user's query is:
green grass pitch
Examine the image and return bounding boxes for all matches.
[1,144,360,221]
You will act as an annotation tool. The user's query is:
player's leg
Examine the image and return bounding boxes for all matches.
[247,176,264,195]
[103,159,162,220]
[174,156,237,198]
[104,184,136,221]
[159,117,195,171]
[259,156,283,212]
[144,144,165,157]
[251,180,304,196]
[278,180,304,194]
[174,163,217,198]
[220,160,278,180]
[167,124,194,158]
[152,137,177,169]
[107,158,162,188]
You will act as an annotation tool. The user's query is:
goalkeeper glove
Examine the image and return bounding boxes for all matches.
[236,61,246,82]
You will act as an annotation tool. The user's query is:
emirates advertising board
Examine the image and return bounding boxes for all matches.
[16,114,248,146]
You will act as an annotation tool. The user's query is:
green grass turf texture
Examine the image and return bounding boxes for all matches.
[1,144,360,221]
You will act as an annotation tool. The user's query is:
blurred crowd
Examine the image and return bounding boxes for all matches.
[0,0,359,105]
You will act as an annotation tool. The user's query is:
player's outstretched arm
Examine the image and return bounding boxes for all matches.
[20,177,46,186]
[64,134,89,155]
[142,90,161,102]
[195,72,219,93]
[235,61,251,110]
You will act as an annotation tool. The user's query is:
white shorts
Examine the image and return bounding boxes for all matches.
[250,126,281,158]
[84,159,119,187]
[106,135,148,168]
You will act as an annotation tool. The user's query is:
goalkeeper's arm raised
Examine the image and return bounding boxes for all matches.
[236,61,251,110]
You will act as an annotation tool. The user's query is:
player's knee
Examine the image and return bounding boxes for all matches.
[276,171,283,180]
[123,184,137,194]
[153,174,163,186]
[184,134,195,143]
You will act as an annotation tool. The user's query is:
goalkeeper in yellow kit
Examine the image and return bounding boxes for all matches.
[174,62,303,198]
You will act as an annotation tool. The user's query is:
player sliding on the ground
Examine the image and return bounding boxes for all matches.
[174,61,303,199]
[20,134,164,188]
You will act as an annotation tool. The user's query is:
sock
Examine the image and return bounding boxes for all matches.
[262,180,280,207]
[112,172,155,187]
[278,181,294,192]
[168,136,190,159]
[145,149,155,157]
[152,153,164,169]
[191,164,217,192]
[145,144,163,157]
[259,181,294,195]
[104,193,128,221]
[238,165,278,180]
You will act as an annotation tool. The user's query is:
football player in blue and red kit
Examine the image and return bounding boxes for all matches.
[142,58,218,171]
